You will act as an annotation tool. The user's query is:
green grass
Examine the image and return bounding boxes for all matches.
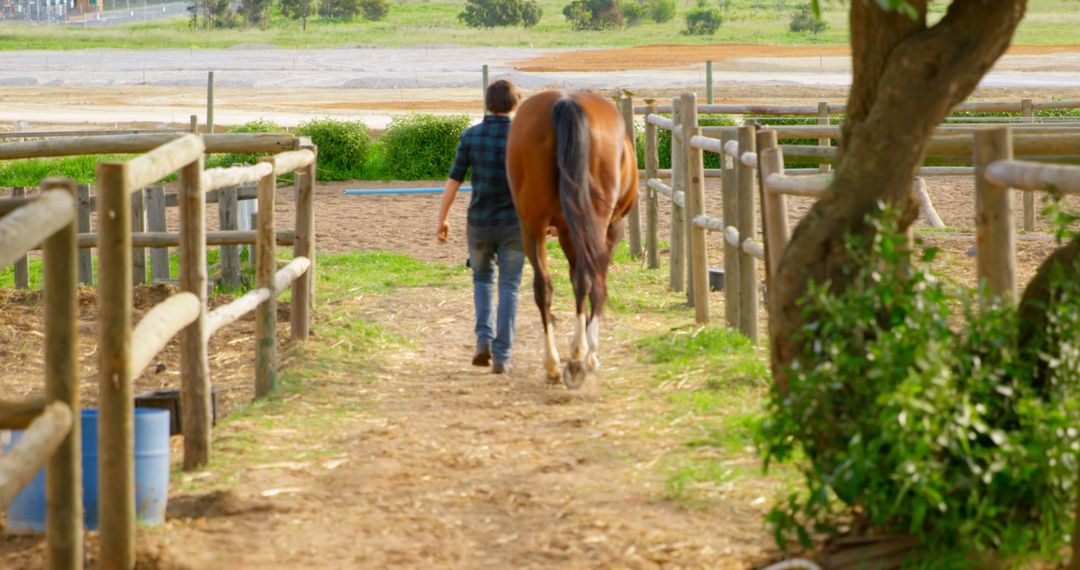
[635,325,775,507]
[2,0,1076,51]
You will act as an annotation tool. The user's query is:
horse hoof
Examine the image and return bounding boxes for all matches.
[587,353,601,372]
[546,369,562,384]
[563,361,587,390]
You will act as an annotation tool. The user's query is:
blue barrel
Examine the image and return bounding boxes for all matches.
[6,408,171,533]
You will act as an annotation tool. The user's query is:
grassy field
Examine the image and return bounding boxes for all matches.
[0,0,1076,51]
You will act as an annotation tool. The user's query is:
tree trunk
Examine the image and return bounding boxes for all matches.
[769,0,1027,392]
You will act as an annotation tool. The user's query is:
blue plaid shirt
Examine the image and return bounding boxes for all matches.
[448,115,519,228]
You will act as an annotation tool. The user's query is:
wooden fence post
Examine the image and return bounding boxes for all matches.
[189,114,198,134]
[206,71,215,135]
[145,186,170,282]
[482,64,489,114]
[686,126,709,324]
[255,157,277,398]
[96,161,135,570]
[974,127,1016,305]
[681,92,699,306]
[42,178,83,570]
[644,101,660,269]
[818,101,831,174]
[756,130,790,283]
[619,96,643,260]
[705,60,713,104]
[13,187,29,289]
[218,184,241,288]
[670,97,685,293]
[292,143,316,341]
[131,188,146,285]
[179,156,211,469]
[737,124,759,342]
[77,184,93,286]
[721,131,740,330]
[1021,98,1035,232]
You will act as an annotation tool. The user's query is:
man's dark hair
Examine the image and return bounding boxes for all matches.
[486,80,521,114]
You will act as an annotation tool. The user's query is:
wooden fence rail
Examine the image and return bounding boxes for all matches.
[0,132,317,570]
[641,93,1080,342]
[0,177,81,569]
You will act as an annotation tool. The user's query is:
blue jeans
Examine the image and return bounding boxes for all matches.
[468,224,525,365]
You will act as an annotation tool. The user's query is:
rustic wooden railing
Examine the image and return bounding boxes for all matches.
[0,177,81,569]
[638,93,1080,340]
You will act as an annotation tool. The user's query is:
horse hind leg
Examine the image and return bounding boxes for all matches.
[525,228,561,382]
[563,268,591,390]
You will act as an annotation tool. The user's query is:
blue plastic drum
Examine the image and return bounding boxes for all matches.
[5,408,171,533]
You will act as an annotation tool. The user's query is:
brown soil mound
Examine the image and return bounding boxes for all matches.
[167,490,279,520]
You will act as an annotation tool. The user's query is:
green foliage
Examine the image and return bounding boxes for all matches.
[279,0,315,25]
[240,0,274,28]
[635,114,736,170]
[620,0,646,26]
[562,0,622,30]
[459,0,541,28]
[0,154,117,187]
[318,0,360,19]
[378,114,470,180]
[359,0,390,20]
[760,206,1080,565]
[647,0,676,22]
[683,0,721,35]
[208,119,288,169]
[789,3,826,34]
[295,118,371,181]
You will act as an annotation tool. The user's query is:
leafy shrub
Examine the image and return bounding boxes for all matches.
[521,0,542,27]
[562,0,622,30]
[635,114,736,170]
[683,1,721,35]
[209,119,287,168]
[760,206,1080,565]
[296,118,371,181]
[379,114,471,180]
[619,0,646,26]
[458,0,540,27]
[788,4,826,34]
[359,0,390,20]
[319,0,360,19]
[647,0,675,22]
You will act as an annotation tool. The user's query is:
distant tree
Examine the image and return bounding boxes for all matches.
[683,0,721,35]
[280,0,316,29]
[240,0,272,28]
[562,0,622,30]
[458,0,540,28]
[319,0,361,19]
[359,0,389,20]
[647,0,675,23]
[789,3,826,33]
[620,0,645,26]
[521,0,542,27]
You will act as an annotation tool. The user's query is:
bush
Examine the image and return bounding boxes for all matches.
[788,4,826,34]
[635,114,735,170]
[378,114,471,180]
[619,0,646,26]
[521,0,542,27]
[683,1,721,35]
[296,118,371,181]
[647,0,675,22]
[562,0,622,30]
[458,0,539,27]
[760,206,1080,565]
[209,119,288,168]
[359,0,389,20]
[318,0,360,19]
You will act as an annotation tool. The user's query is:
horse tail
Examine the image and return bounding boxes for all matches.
[552,97,605,294]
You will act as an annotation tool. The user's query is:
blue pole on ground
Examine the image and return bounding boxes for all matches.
[343,187,472,196]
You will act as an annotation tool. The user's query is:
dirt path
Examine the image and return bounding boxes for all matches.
[92,283,775,569]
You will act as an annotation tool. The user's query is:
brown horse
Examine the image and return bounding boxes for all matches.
[506,90,638,389]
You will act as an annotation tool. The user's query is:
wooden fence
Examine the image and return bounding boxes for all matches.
[637,93,1080,339]
[0,178,81,569]
[0,131,317,570]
